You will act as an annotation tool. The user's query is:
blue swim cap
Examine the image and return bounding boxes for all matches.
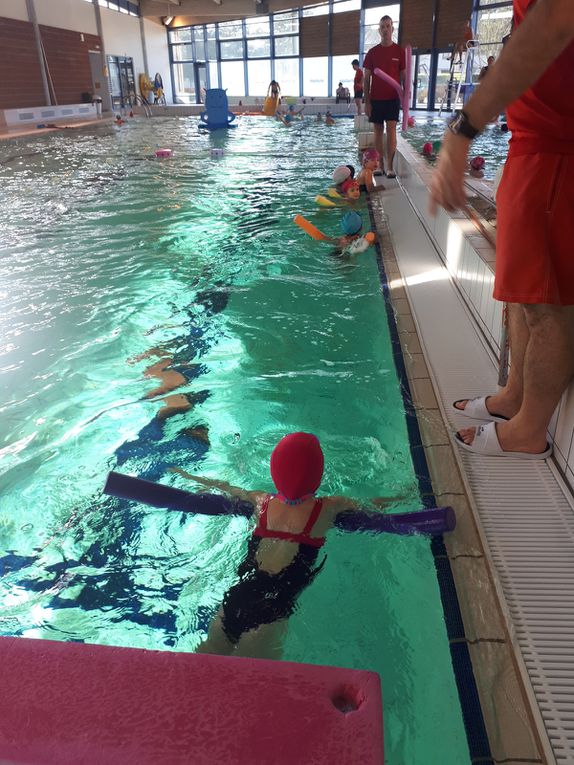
[341,211,363,236]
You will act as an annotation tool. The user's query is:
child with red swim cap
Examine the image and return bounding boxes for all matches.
[173,432,401,658]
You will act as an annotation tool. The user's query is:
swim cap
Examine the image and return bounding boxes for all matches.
[332,165,351,185]
[341,211,363,235]
[270,433,324,501]
[341,178,360,196]
[363,148,379,163]
[470,155,485,170]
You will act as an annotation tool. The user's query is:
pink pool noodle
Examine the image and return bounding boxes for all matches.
[155,148,172,158]
[0,637,384,764]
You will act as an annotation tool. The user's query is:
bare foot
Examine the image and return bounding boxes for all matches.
[457,422,548,454]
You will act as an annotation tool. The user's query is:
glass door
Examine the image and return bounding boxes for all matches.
[413,53,431,110]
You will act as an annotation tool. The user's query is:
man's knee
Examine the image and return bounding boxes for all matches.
[522,303,574,332]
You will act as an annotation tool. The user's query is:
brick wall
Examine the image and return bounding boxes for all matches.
[436,0,473,48]
[0,17,44,108]
[0,16,101,109]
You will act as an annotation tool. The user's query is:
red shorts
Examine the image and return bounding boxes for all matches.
[494,149,574,305]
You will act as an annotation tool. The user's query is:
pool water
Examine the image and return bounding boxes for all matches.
[0,117,470,764]
[405,114,510,180]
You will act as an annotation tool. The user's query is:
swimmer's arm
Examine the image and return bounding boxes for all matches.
[167,468,261,504]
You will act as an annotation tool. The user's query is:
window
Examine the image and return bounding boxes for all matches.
[218,21,243,39]
[303,56,328,96]
[95,0,139,14]
[220,61,245,96]
[364,5,400,49]
[247,60,271,95]
[208,62,219,89]
[245,17,270,37]
[220,40,244,59]
[173,62,195,104]
[172,44,194,62]
[247,38,271,58]
[107,55,136,108]
[331,55,356,96]
[274,58,299,97]
[273,11,298,34]
[333,0,361,12]
[169,28,192,43]
[302,4,329,17]
[275,36,298,57]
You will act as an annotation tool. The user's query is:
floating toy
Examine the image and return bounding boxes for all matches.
[293,214,329,241]
[315,195,338,207]
[422,142,433,157]
[374,44,413,131]
[104,471,456,536]
[210,148,224,158]
[198,88,237,131]
[346,231,377,254]
[155,148,172,158]
[432,140,442,154]
[407,116,416,128]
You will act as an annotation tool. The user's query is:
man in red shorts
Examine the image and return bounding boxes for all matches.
[351,59,364,116]
[363,15,405,178]
[430,0,574,459]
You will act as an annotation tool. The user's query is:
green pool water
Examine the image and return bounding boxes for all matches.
[0,116,471,764]
[405,114,510,179]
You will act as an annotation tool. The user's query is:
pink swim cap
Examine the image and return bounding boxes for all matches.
[270,433,324,501]
[470,155,485,170]
[422,142,433,156]
[363,148,380,163]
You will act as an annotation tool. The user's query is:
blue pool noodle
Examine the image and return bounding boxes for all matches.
[104,471,455,536]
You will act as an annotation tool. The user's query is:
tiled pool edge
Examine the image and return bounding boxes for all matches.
[368,200,547,764]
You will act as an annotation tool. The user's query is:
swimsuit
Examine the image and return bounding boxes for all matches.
[221,495,326,643]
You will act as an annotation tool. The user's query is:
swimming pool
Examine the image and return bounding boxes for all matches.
[405,114,511,180]
[0,117,471,764]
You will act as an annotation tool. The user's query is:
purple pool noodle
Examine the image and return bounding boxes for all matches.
[334,506,455,535]
[104,471,254,518]
[104,472,455,535]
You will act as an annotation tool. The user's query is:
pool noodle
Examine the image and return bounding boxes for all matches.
[373,45,413,131]
[104,471,455,536]
[293,214,329,241]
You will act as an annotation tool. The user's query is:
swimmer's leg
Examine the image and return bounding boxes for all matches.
[233,620,288,660]
[195,609,237,656]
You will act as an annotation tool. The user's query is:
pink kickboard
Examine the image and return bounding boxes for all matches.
[0,637,383,764]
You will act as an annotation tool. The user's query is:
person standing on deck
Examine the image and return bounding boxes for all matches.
[352,60,364,115]
[430,0,574,460]
[363,16,406,178]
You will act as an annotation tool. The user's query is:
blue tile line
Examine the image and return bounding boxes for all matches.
[369,205,493,763]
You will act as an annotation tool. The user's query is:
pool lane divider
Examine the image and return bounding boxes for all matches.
[368,202,495,765]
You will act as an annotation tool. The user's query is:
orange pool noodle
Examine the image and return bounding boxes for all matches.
[293,214,329,241]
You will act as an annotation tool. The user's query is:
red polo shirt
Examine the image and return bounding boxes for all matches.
[363,43,405,101]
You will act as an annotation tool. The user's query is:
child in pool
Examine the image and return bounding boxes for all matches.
[277,104,305,125]
[172,432,400,658]
[325,110,335,125]
[331,164,356,195]
[357,148,385,193]
[321,211,374,255]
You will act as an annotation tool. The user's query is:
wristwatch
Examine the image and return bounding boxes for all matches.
[448,110,480,140]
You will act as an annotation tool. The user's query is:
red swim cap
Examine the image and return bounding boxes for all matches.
[270,433,324,501]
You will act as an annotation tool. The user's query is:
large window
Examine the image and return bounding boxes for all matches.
[247,60,271,96]
[107,55,136,109]
[172,62,196,104]
[274,58,299,98]
[86,0,139,15]
[331,55,356,97]
[220,61,245,96]
[363,5,400,50]
[303,57,328,97]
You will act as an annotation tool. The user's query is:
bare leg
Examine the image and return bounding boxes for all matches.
[233,620,288,660]
[385,120,397,175]
[373,123,384,171]
[455,302,527,419]
[355,97,362,116]
[195,610,236,655]
[459,304,574,453]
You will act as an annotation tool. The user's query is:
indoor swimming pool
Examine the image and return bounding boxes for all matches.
[405,113,511,180]
[0,116,471,763]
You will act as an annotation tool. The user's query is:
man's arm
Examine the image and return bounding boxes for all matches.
[364,68,372,116]
[431,0,574,213]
